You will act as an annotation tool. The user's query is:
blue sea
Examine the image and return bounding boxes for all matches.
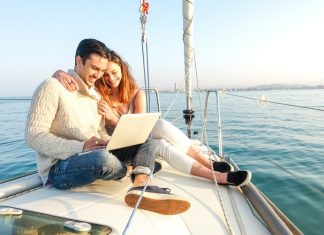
[0,90,323,235]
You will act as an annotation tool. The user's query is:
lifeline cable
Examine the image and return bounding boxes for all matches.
[121,170,154,235]
[228,93,324,112]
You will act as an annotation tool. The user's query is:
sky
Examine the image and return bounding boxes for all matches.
[0,0,324,96]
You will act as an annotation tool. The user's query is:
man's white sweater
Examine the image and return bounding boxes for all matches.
[25,70,108,184]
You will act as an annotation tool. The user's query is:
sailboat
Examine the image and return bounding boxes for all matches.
[0,1,302,234]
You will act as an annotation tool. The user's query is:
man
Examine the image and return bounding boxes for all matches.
[25,38,190,215]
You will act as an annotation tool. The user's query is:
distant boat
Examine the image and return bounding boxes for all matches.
[0,1,302,234]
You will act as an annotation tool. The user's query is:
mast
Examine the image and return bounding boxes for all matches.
[182,0,195,138]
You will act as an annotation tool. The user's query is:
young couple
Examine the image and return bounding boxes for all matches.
[26,38,251,216]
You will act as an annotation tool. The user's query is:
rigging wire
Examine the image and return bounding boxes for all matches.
[220,126,324,197]
[236,155,323,197]
[192,49,205,134]
[122,172,153,235]
[169,114,184,124]
[213,89,324,197]
[220,89,324,196]
[160,43,235,234]
[228,93,324,112]
[122,2,153,234]
[139,0,151,112]
[162,58,193,119]
[162,78,185,119]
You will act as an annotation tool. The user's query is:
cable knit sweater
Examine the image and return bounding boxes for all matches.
[25,70,109,184]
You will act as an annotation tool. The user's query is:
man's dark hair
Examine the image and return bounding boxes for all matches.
[75,39,109,65]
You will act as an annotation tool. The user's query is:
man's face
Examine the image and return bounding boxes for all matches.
[75,54,108,87]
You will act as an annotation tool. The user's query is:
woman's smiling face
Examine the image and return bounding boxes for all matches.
[103,61,122,88]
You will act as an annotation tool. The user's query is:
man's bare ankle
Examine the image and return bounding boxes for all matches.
[133,174,150,187]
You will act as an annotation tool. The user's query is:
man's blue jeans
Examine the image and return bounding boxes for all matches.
[48,139,155,189]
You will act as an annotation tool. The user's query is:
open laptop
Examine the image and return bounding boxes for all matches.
[106,113,160,150]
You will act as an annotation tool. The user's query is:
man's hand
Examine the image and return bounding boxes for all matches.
[82,136,108,152]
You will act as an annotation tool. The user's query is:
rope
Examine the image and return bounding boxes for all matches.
[199,105,234,235]
[189,49,233,234]
[201,120,234,234]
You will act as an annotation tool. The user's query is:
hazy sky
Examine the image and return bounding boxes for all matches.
[1,0,324,96]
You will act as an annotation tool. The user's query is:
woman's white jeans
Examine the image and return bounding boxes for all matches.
[151,119,195,174]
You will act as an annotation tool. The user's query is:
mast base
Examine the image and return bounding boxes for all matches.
[183,109,195,124]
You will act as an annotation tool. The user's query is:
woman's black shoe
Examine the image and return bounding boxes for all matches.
[212,161,234,173]
[225,170,252,187]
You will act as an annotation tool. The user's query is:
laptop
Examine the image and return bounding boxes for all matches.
[106,113,160,150]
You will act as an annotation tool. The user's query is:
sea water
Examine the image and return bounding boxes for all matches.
[0,90,323,235]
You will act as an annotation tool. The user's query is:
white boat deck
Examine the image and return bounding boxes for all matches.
[0,161,271,235]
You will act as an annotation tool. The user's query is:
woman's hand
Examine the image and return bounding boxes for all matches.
[97,100,119,127]
[52,70,79,91]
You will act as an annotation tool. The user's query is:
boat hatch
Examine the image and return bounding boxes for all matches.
[0,206,112,234]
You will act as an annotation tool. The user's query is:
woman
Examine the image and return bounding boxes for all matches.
[53,50,251,186]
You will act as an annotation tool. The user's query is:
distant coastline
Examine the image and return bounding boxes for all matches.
[160,84,324,93]
[0,97,31,100]
[1,84,324,98]
[227,84,324,91]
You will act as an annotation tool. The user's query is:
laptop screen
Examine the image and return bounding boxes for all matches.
[106,113,160,150]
